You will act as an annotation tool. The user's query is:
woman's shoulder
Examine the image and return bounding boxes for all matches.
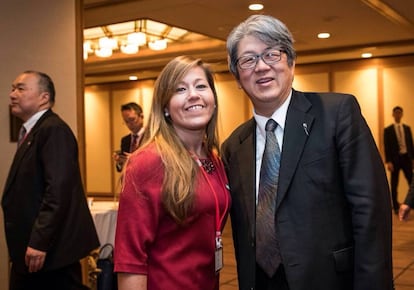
[126,142,163,172]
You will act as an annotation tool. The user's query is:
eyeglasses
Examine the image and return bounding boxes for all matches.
[236,49,283,70]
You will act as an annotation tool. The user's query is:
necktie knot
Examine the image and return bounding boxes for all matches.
[265,119,278,132]
[130,134,139,152]
[17,126,27,147]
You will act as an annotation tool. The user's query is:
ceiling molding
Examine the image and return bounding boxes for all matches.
[360,0,414,32]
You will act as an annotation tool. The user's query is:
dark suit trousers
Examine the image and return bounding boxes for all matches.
[10,261,88,290]
[390,153,413,209]
[256,264,289,290]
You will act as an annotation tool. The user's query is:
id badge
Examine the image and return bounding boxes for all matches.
[215,234,223,273]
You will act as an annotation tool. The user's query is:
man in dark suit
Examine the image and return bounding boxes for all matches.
[384,106,414,214]
[2,71,100,289]
[222,15,393,290]
[113,102,144,172]
[399,177,414,221]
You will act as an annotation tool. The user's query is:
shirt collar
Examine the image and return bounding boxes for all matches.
[23,109,48,133]
[253,90,292,136]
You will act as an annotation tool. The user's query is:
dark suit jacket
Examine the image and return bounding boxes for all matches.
[384,123,414,163]
[222,90,393,290]
[120,134,133,154]
[115,134,133,172]
[116,133,143,172]
[2,109,100,271]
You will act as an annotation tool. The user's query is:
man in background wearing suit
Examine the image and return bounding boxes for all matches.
[2,71,100,289]
[384,106,414,214]
[222,15,393,290]
[113,102,144,172]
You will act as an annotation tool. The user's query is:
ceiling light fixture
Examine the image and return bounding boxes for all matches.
[148,39,168,51]
[317,32,331,39]
[127,32,146,46]
[83,19,194,59]
[361,52,373,58]
[248,3,264,11]
[120,44,139,54]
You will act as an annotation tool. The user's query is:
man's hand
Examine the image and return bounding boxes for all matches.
[113,151,130,164]
[25,247,46,273]
[398,204,411,221]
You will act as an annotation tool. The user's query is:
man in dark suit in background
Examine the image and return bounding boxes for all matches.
[222,15,393,290]
[2,71,100,289]
[384,106,414,214]
[113,102,144,172]
[398,176,414,221]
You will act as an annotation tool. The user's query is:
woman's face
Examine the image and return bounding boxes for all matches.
[166,66,216,137]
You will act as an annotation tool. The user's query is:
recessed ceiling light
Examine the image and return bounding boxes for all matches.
[129,75,138,81]
[317,32,330,39]
[361,53,373,58]
[249,3,264,11]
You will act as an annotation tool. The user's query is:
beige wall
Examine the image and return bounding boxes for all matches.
[334,68,379,143]
[84,55,414,204]
[84,74,252,196]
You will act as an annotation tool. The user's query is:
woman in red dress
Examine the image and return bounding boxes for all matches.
[114,56,231,290]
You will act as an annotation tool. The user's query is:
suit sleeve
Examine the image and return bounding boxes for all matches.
[336,95,393,290]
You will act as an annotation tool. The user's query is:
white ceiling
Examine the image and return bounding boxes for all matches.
[83,0,414,84]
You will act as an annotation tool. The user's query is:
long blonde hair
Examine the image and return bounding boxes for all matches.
[141,56,220,223]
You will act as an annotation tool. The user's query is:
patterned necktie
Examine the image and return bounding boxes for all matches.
[130,134,138,152]
[17,125,27,147]
[256,119,281,277]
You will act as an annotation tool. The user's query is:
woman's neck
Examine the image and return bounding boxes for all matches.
[175,127,207,158]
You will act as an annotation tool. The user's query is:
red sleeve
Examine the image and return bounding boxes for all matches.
[114,145,164,274]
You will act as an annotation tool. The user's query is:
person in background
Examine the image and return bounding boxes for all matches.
[398,177,414,221]
[113,102,145,172]
[2,70,100,289]
[221,15,393,290]
[384,106,414,214]
[114,56,231,290]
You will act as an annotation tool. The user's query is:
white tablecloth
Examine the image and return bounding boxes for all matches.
[89,201,119,251]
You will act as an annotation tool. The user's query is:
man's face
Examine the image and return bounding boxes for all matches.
[236,35,295,117]
[9,73,49,121]
[122,109,143,133]
[393,109,403,123]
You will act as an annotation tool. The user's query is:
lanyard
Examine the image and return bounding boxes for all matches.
[190,152,229,234]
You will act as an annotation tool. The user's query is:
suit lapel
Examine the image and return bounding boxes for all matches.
[276,91,314,210]
[3,110,53,196]
[234,119,257,236]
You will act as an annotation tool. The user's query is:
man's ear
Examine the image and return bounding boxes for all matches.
[39,91,50,105]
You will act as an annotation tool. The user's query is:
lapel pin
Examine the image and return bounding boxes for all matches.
[302,123,309,136]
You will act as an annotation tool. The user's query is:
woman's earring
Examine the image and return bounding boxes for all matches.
[164,111,170,117]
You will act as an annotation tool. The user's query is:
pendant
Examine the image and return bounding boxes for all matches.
[200,158,215,174]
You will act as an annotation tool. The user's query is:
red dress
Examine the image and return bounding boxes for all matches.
[114,143,230,290]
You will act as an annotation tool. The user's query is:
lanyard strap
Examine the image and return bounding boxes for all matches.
[190,152,229,233]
